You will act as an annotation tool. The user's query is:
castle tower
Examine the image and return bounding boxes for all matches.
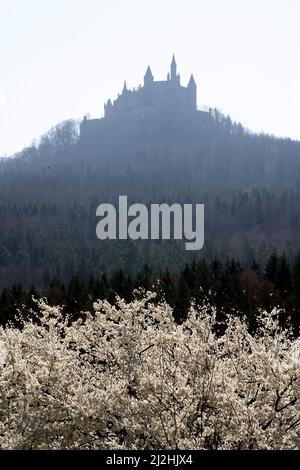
[144,65,154,86]
[187,74,197,110]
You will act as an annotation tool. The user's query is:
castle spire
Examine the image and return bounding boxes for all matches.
[170,54,177,81]
[123,80,128,93]
[145,65,153,78]
[188,74,196,88]
[144,65,154,85]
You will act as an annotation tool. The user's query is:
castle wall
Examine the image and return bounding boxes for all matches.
[106,81,196,117]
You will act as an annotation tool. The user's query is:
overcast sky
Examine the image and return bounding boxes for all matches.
[0,0,299,156]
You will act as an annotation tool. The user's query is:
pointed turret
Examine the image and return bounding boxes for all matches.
[104,99,112,117]
[144,65,154,86]
[122,80,128,93]
[188,74,196,88]
[187,74,197,110]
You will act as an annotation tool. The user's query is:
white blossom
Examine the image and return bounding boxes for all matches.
[0,294,299,449]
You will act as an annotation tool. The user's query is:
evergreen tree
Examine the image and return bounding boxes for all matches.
[265,253,279,285]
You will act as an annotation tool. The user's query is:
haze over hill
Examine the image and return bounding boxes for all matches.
[0,58,300,289]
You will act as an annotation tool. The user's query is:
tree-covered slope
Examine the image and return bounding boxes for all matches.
[0,109,299,288]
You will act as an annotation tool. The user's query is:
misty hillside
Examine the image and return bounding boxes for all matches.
[1,109,300,201]
[0,108,300,289]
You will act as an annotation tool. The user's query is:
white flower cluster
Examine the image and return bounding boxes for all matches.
[0,293,299,450]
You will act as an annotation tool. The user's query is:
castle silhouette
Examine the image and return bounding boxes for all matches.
[80,55,199,140]
[104,55,197,117]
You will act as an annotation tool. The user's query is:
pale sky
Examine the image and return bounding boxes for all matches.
[0,0,299,156]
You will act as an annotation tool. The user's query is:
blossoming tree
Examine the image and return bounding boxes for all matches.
[0,293,299,449]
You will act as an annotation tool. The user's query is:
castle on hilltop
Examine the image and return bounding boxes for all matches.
[104,55,197,117]
[80,56,199,141]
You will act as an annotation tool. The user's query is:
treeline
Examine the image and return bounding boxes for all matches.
[1,252,300,335]
[1,187,300,289]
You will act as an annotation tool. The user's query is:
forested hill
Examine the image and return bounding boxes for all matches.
[1,109,300,203]
[0,108,300,289]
